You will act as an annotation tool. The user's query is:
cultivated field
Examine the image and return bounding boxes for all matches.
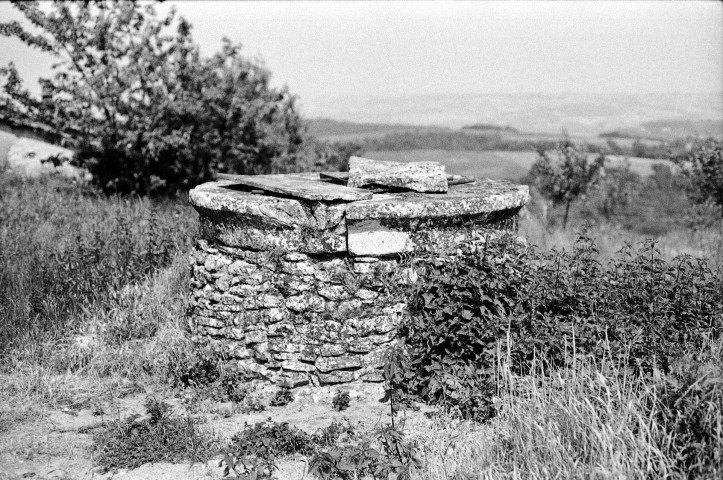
[365,149,668,181]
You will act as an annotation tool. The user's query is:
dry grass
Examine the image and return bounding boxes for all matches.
[519,211,723,267]
[407,339,723,480]
[0,252,194,410]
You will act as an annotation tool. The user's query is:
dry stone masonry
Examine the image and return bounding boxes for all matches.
[189,157,529,388]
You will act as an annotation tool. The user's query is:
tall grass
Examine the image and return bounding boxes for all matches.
[0,172,197,407]
[409,338,723,480]
[0,172,196,351]
[519,212,723,267]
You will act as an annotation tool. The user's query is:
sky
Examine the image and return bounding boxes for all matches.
[1,1,721,107]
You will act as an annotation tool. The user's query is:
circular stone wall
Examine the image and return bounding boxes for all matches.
[188,174,529,388]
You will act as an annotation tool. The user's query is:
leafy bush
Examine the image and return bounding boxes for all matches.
[309,423,421,480]
[332,389,350,411]
[223,420,349,479]
[221,418,420,480]
[93,396,217,471]
[673,139,723,234]
[0,2,310,194]
[269,387,294,407]
[173,341,258,404]
[388,228,723,420]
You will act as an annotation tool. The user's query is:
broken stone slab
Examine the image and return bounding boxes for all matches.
[347,219,414,256]
[190,180,348,230]
[347,156,448,193]
[217,172,372,201]
[346,179,530,221]
[321,171,475,187]
[197,211,347,254]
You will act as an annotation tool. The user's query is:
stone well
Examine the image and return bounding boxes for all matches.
[188,159,529,388]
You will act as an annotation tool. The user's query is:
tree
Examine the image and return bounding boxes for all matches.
[529,139,605,229]
[593,158,641,221]
[0,1,307,194]
[672,139,723,235]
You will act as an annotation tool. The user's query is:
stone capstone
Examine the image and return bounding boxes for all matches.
[347,156,448,193]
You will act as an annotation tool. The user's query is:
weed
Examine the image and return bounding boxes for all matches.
[92,395,217,471]
[308,422,421,480]
[269,387,294,407]
[332,389,350,411]
[222,420,318,479]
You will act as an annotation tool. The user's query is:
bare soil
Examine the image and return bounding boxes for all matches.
[0,383,412,480]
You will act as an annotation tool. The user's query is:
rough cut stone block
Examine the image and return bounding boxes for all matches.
[355,288,378,301]
[347,156,448,193]
[245,330,267,345]
[201,219,347,254]
[316,356,362,373]
[281,360,316,372]
[318,285,349,301]
[286,293,325,313]
[347,339,373,353]
[347,220,413,256]
[360,369,385,382]
[320,343,347,357]
[276,372,310,388]
[318,370,357,384]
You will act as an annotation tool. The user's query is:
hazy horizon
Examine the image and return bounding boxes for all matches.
[1,1,721,128]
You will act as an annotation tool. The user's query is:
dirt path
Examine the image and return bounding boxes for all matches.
[0,383,409,480]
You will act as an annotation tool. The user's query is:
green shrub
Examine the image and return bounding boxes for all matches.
[1,2,311,195]
[269,387,294,407]
[388,228,723,420]
[173,341,257,404]
[223,420,348,478]
[93,396,217,471]
[332,389,350,411]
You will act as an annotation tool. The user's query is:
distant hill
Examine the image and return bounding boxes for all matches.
[641,119,723,140]
[601,119,722,141]
[307,118,449,142]
[461,123,519,133]
[301,92,723,136]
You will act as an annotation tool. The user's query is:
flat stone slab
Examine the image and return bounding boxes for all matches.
[347,157,448,193]
[321,171,475,187]
[346,179,529,221]
[189,180,347,230]
[217,173,372,201]
[347,220,415,256]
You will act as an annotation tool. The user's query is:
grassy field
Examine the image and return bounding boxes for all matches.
[309,118,672,150]
[365,149,668,181]
[0,167,720,478]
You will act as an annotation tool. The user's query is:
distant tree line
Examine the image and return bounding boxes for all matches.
[526,137,723,238]
[355,130,682,160]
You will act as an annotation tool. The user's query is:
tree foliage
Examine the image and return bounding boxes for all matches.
[529,139,605,228]
[592,159,641,220]
[0,1,308,194]
[673,139,723,224]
